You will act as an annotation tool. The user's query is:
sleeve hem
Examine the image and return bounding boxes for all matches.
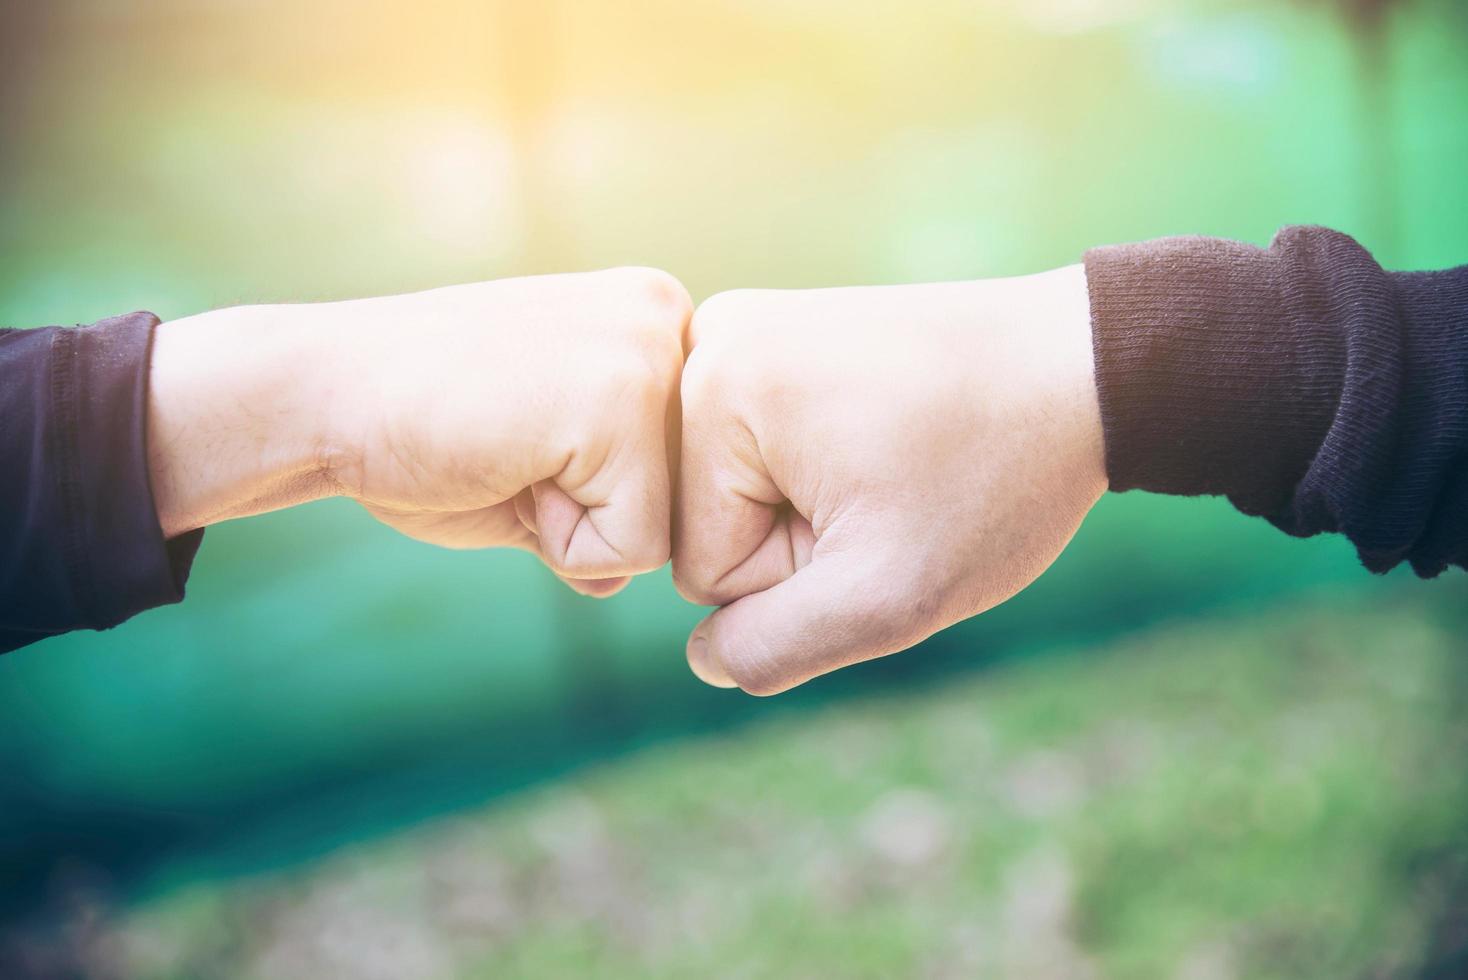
[1084,229,1347,517]
[70,312,203,630]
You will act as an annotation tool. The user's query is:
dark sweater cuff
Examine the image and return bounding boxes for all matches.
[65,312,204,630]
[1084,229,1350,518]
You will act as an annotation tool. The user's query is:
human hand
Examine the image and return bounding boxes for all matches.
[673,265,1106,693]
[148,267,691,596]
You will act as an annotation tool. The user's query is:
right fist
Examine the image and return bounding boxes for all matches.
[673,268,1107,693]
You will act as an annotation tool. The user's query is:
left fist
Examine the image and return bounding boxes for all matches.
[332,267,692,596]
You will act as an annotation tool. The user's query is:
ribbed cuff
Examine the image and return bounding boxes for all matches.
[1084,229,1349,518]
[61,312,203,630]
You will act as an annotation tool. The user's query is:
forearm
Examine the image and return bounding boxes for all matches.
[147,303,347,537]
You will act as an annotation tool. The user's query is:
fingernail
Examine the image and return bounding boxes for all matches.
[687,633,737,689]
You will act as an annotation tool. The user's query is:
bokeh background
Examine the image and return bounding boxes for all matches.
[2,1,1467,977]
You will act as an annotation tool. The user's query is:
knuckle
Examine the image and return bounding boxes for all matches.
[677,343,725,414]
[618,266,693,332]
[687,289,751,349]
[684,290,802,419]
[596,267,691,385]
[680,297,763,410]
[637,266,695,320]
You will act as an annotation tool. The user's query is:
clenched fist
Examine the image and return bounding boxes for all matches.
[673,266,1106,693]
[148,267,691,596]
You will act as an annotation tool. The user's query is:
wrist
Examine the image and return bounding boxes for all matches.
[148,303,341,536]
[963,264,1106,499]
[1033,262,1107,497]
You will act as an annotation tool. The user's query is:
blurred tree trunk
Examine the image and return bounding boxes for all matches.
[0,2,56,181]
[1352,2,1397,255]
[498,0,566,272]
[495,0,632,739]
[1331,0,1401,255]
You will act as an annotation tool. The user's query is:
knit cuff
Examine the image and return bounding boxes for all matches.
[62,312,203,631]
[1084,230,1348,518]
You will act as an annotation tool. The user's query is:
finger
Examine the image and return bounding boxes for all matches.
[365,498,627,597]
[673,357,812,606]
[684,542,926,696]
[501,512,632,598]
[513,486,538,535]
[508,487,631,596]
[532,442,671,580]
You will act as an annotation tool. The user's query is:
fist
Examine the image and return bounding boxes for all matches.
[326,267,692,596]
[673,267,1106,693]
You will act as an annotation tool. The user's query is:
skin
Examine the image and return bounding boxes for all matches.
[147,263,1100,684]
[673,264,1106,694]
[147,267,692,597]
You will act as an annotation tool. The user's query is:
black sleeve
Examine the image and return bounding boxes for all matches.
[1083,225,1468,577]
[0,312,204,654]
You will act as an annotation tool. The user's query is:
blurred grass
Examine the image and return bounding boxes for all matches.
[2,0,1468,971]
[16,589,1463,979]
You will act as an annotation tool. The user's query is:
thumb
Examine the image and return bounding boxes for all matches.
[685,544,925,696]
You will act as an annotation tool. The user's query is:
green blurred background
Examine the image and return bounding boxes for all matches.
[1,1,1466,976]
